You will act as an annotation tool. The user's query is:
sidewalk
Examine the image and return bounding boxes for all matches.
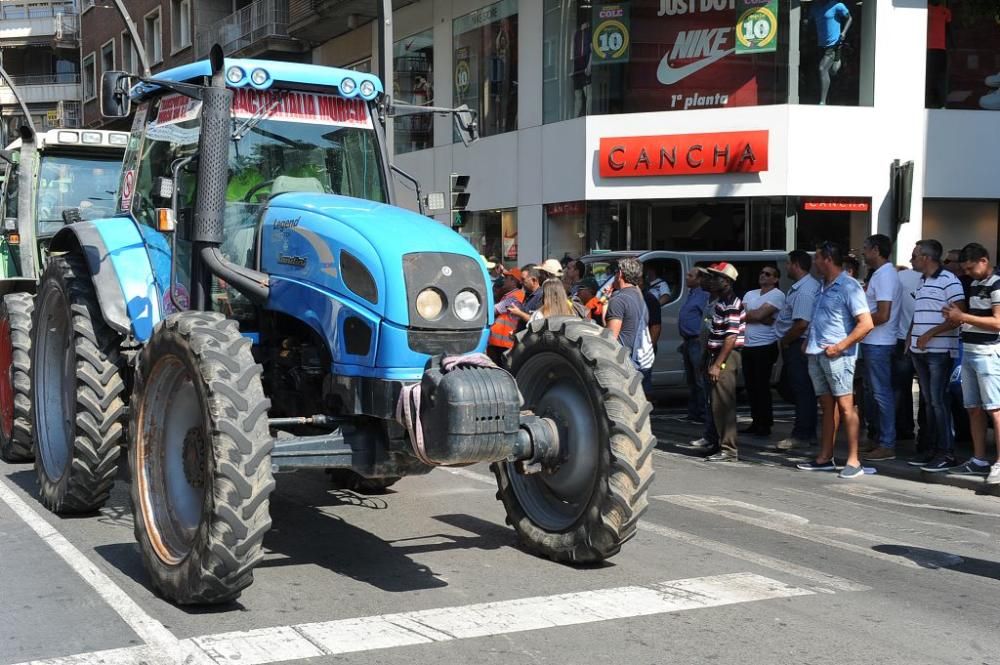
[650,404,1000,498]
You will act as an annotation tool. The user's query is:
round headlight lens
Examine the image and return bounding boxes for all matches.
[250,68,269,86]
[359,80,376,98]
[340,77,357,95]
[454,290,481,321]
[226,66,245,84]
[415,288,445,320]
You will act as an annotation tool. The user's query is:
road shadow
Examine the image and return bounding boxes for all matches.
[872,545,1000,582]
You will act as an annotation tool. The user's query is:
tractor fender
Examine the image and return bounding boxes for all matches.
[48,219,161,341]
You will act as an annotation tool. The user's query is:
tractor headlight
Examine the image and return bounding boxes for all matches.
[250,68,270,86]
[415,288,445,321]
[453,290,481,321]
[359,80,376,98]
[226,66,246,85]
[340,77,357,96]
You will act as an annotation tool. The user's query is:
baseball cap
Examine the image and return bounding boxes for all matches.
[706,262,739,282]
[503,267,523,283]
[539,258,564,278]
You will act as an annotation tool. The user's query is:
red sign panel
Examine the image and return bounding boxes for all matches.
[804,200,870,212]
[599,130,768,178]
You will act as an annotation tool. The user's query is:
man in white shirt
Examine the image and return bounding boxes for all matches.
[859,234,903,461]
[645,264,672,306]
[740,266,786,436]
[895,264,923,443]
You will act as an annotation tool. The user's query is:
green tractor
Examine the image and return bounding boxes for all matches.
[0,90,128,462]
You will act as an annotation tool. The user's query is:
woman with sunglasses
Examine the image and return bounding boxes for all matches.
[741,266,786,437]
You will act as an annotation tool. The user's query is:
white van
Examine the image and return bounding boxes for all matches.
[580,250,792,389]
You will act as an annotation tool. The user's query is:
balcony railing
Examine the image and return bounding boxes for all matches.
[0,11,78,42]
[0,80,80,105]
[3,73,80,87]
[196,0,292,58]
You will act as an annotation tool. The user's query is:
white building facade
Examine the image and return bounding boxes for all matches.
[311,0,1000,266]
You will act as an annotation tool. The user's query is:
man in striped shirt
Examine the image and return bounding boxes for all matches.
[906,240,965,471]
[942,242,1000,484]
[702,262,745,463]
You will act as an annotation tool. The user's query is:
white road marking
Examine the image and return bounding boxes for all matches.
[653,494,950,570]
[12,572,814,665]
[440,466,496,485]
[637,522,869,593]
[828,484,1000,519]
[0,478,209,665]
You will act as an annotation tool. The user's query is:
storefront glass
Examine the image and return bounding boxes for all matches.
[453,0,518,140]
[923,199,1000,260]
[542,0,875,122]
[458,208,519,267]
[925,1,1000,110]
[793,197,871,256]
[393,30,434,154]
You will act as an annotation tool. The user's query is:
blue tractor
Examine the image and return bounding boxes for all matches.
[29,48,654,604]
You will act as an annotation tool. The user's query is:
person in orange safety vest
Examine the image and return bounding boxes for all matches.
[488,267,525,364]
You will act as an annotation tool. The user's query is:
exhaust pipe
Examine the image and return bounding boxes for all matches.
[191,45,269,306]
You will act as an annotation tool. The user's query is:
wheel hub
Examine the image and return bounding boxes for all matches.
[182,427,206,488]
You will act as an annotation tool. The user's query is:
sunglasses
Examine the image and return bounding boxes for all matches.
[760,270,777,277]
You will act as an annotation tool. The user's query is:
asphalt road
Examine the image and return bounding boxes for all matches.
[2,410,999,665]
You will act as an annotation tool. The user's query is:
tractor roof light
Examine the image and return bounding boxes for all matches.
[359,80,376,99]
[226,66,246,85]
[340,77,357,96]
[57,131,79,143]
[81,131,102,144]
[250,68,270,87]
[108,133,128,146]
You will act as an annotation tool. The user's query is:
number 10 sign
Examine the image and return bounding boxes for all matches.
[736,0,778,54]
[591,3,630,66]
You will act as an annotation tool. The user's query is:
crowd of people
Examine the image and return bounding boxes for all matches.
[684,237,1000,485]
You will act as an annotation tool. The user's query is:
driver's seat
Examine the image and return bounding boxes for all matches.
[270,175,325,197]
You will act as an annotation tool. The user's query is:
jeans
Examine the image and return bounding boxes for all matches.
[782,343,817,440]
[743,343,778,431]
[911,352,954,453]
[861,343,897,447]
[680,337,706,421]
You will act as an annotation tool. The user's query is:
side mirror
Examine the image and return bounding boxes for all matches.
[101,70,132,119]
[453,104,479,147]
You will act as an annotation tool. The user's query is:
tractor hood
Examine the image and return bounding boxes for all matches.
[259,193,491,328]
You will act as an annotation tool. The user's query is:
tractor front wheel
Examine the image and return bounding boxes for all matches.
[32,255,124,512]
[492,317,655,563]
[0,292,34,462]
[130,312,274,605]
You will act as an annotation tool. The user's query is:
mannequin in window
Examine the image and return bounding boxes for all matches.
[811,0,852,105]
[926,0,951,108]
[571,21,592,118]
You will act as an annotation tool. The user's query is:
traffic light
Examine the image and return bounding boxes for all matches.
[450,173,470,228]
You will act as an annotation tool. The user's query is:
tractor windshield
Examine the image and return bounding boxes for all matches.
[36,155,122,235]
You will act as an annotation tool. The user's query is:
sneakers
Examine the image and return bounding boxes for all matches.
[946,460,991,476]
[838,464,865,479]
[705,451,739,463]
[776,436,812,451]
[985,71,1000,88]
[920,455,957,473]
[688,437,716,449]
[796,459,838,471]
[907,451,936,467]
[987,464,1000,485]
[981,88,1000,111]
[862,446,896,461]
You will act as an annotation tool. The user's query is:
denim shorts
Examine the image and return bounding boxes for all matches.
[807,353,857,397]
[961,349,1000,410]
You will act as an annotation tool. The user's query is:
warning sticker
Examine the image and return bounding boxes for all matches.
[231,88,372,129]
[120,169,136,211]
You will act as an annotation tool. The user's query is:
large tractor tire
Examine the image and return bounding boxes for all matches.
[32,256,124,512]
[0,292,34,462]
[130,312,274,605]
[492,316,655,563]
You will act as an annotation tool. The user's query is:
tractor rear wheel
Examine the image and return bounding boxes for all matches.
[492,316,655,563]
[32,255,124,512]
[130,312,274,605]
[0,292,34,462]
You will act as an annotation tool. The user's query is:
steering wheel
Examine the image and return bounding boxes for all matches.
[243,179,275,202]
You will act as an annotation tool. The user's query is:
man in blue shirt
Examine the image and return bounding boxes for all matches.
[678,267,710,422]
[798,241,874,479]
[811,0,852,104]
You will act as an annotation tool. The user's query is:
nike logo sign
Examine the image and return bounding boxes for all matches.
[657,47,734,85]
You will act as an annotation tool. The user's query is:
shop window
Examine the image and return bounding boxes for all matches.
[793,197,871,256]
[544,201,587,260]
[926,1,1000,110]
[458,208,518,267]
[923,199,1000,261]
[543,0,875,122]
[82,53,96,101]
[453,0,518,140]
[394,29,434,154]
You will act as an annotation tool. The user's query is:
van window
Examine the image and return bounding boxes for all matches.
[642,258,682,306]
